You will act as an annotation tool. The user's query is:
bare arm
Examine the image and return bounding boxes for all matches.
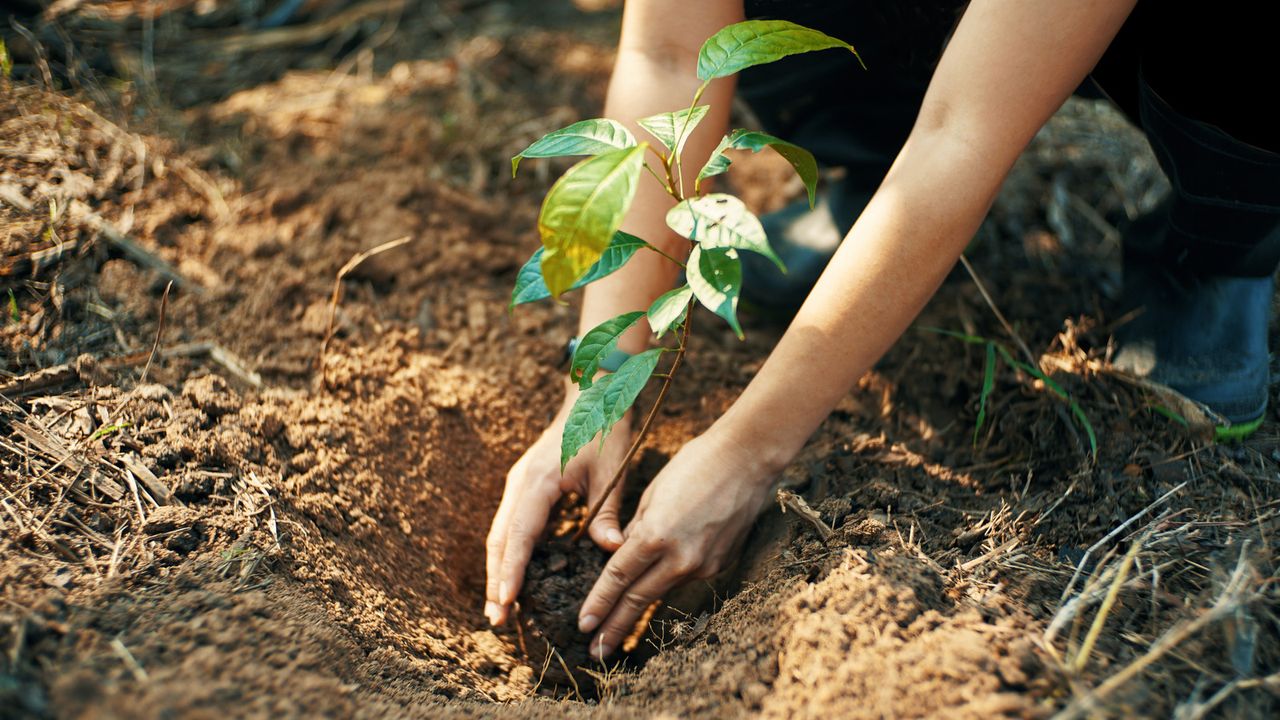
[578,0,1139,658]
[714,0,1138,467]
[484,0,741,627]
[578,0,741,352]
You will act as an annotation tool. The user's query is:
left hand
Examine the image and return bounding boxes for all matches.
[575,428,777,660]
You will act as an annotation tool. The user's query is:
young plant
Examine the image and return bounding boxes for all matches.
[510,21,859,531]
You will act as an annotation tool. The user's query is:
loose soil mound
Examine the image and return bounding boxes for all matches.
[2,2,1277,719]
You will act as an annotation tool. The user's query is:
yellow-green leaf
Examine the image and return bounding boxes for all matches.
[538,145,647,297]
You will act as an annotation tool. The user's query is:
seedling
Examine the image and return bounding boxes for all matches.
[510,21,859,530]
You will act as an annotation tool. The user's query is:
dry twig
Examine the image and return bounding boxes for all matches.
[777,489,834,542]
[318,235,412,375]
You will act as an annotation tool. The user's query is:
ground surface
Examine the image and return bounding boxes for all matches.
[1,2,1278,718]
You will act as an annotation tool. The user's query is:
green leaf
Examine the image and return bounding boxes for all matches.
[697,20,859,82]
[917,326,990,345]
[511,118,637,176]
[637,105,710,157]
[697,129,819,207]
[973,342,996,446]
[539,145,647,297]
[570,311,645,389]
[561,347,664,469]
[647,285,693,337]
[667,193,783,272]
[687,244,743,339]
[511,231,648,308]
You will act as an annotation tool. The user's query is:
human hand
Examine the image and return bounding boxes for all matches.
[484,392,632,627]
[575,429,777,659]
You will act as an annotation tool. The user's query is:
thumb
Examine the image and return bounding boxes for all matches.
[586,468,626,551]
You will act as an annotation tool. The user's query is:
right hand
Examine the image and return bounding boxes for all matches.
[484,392,632,626]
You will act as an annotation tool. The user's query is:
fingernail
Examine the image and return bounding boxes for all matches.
[499,581,512,605]
[606,528,624,546]
[593,642,614,662]
[579,614,600,633]
[484,601,501,626]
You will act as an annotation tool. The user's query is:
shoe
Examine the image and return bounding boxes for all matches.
[741,178,873,318]
[1113,209,1273,438]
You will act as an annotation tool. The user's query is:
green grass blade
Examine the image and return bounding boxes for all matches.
[974,342,997,446]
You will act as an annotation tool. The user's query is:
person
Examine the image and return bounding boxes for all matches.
[483,0,1280,662]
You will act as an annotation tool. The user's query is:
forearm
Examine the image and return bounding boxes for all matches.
[713,0,1136,470]
[715,129,1001,467]
[578,3,741,356]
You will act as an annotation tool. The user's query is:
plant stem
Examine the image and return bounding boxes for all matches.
[642,161,671,194]
[672,82,709,201]
[573,297,696,540]
[644,243,686,269]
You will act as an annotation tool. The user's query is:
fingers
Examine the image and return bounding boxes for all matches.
[484,491,518,625]
[587,556,686,661]
[484,450,535,625]
[576,537,667,658]
[585,466,626,551]
[496,476,563,611]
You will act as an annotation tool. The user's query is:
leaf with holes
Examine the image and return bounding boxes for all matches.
[687,244,743,339]
[667,193,783,272]
[638,105,710,157]
[647,285,693,338]
[697,129,819,207]
[539,145,647,297]
[697,19,859,82]
[570,311,645,389]
[510,231,649,308]
[511,118,637,176]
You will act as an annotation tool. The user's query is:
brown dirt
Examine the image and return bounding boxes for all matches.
[520,535,608,694]
[2,2,1278,719]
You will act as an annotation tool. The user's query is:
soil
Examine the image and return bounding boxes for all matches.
[520,536,607,693]
[2,2,1278,719]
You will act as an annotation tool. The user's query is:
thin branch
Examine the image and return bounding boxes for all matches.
[959,253,1035,366]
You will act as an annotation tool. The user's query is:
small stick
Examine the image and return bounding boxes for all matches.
[959,254,1035,367]
[71,201,201,293]
[0,364,79,397]
[1053,544,1256,720]
[110,637,149,683]
[1071,531,1145,673]
[203,0,406,54]
[318,236,412,374]
[776,488,834,542]
[550,646,582,701]
[137,281,171,385]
